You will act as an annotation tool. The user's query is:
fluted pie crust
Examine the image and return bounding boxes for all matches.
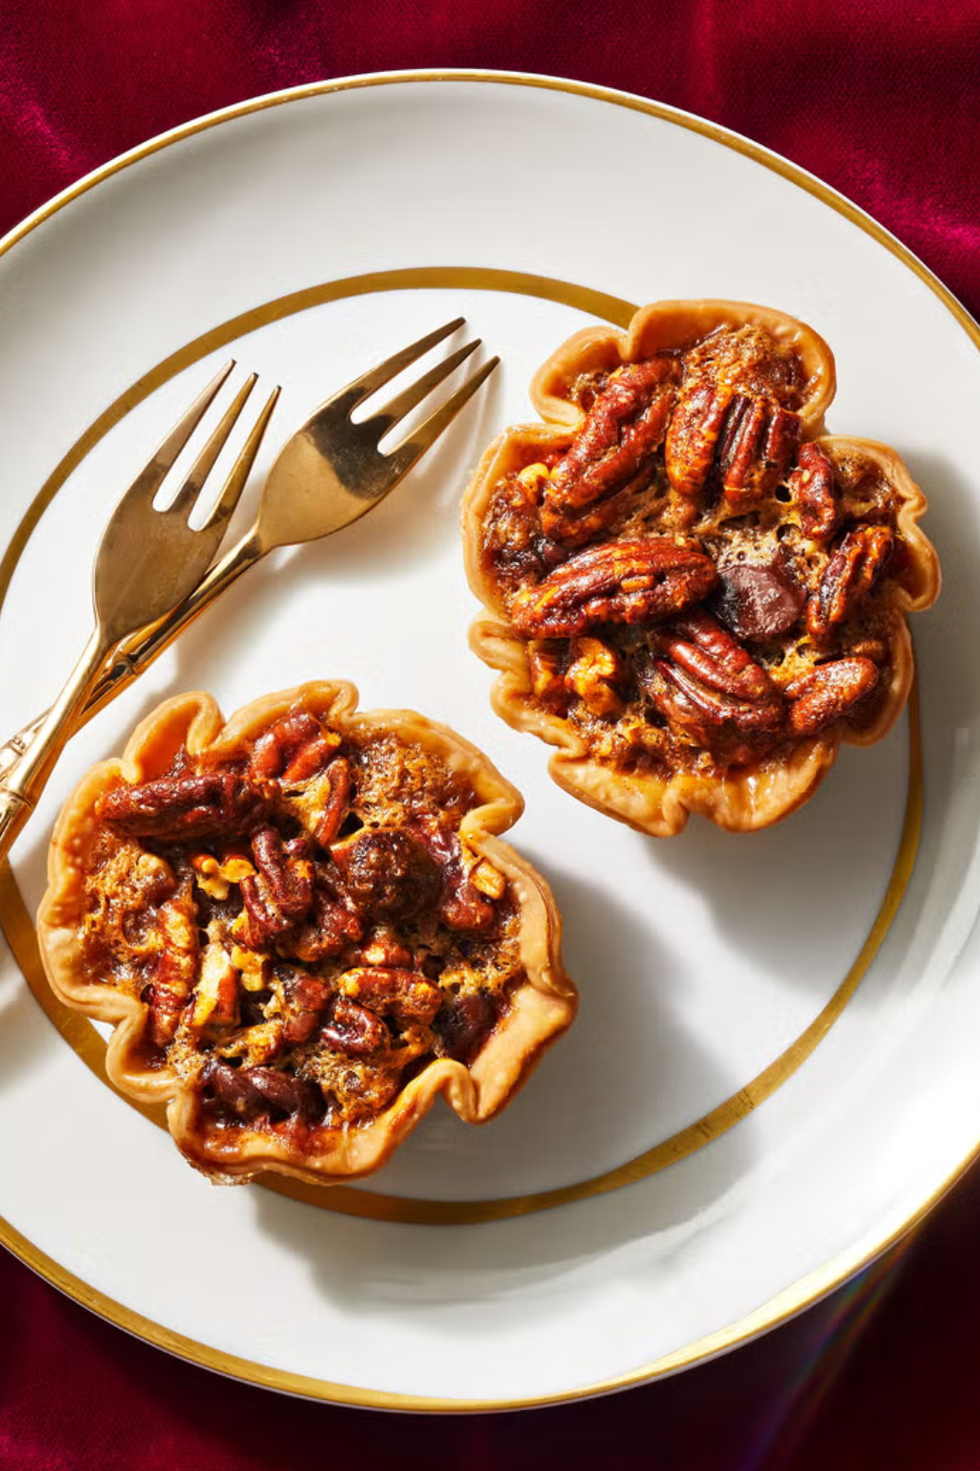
[463,300,940,835]
[37,683,576,1185]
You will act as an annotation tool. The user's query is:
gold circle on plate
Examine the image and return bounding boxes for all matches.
[0,72,951,1409]
[0,264,922,1224]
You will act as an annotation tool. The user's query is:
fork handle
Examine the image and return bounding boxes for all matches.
[0,529,264,789]
[0,629,112,861]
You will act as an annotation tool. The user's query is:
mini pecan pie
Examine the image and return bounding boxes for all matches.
[37,684,576,1183]
[463,301,940,834]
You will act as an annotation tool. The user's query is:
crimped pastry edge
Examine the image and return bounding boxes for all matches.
[469,617,838,835]
[36,682,577,1185]
[529,299,837,433]
[461,300,939,836]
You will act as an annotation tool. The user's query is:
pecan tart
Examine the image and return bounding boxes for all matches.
[37,684,576,1184]
[463,300,940,835]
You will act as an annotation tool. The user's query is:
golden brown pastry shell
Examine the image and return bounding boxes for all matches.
[37,682,577,1184]
[529,298,837,434]
[462,301,940,836]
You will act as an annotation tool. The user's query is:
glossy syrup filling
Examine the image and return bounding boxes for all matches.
[479,325,918,779]
[79,708,525,1142]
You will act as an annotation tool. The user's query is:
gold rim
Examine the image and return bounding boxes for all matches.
[0,672,921,1223]
[0,262,921,1226]
[0,69,965,1408]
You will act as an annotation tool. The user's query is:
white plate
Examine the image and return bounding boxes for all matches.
[0,72,976,1410]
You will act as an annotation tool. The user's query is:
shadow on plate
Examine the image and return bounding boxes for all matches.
[642,730,907,994]
[634,444,971,993]
[153,353,501,680]
[900,447,980,782]
[251,868,750,1308]
[0,948,57,1094]
[863,448,980,977]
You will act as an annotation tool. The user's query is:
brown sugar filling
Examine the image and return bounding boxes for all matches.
[79,709,525,1143]
[479,325,920,783]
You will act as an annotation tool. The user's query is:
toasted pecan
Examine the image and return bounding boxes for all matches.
[511,537,718,638]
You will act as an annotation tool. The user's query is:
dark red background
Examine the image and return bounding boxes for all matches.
[3,4,980,1467]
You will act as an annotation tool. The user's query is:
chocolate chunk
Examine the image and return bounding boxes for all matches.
[339,829,441,919]
[249,1067,324,1123]
[714,557,805,641]
[202,1059,264,1119]
[434,991,495,1063]
[201,1057,323,1124]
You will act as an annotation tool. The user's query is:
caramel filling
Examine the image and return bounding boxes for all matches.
[80,710,525,1141]
[480,325,915,780]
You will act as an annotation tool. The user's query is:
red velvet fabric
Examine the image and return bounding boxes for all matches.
[3,3,980,1466]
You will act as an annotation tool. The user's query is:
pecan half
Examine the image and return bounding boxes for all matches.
[541,359,679,543]
[251,711,326,779]
[719,398,802,511]
[96,771,268,842]
[238,827,314,947]
[661,609,777,702]
[510,537,719,638]
[141,979,185,1049]
[647,662,784,761]
[665,382,733,497]
[642,611,784,761]
[280,970,332,1045]
[665,382,801,508]
[807,526,894,640]
[140,889,198,1044]
[310,757,353,846]
[287,865,363,962]
[786,657,879,736]
[714,555,805,640]
[789,442,838,542]
[320,995,387,1057]
[339,967,442,1025]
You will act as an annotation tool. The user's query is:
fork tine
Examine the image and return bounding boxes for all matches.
[387,357,500,476]
[328,317,466,416]
[165,374,258,519]
[200,384,281,534]
[363,340,481,439]
[122,360,236,509]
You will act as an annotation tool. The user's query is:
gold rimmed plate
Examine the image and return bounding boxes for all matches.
[0,72,974,1409]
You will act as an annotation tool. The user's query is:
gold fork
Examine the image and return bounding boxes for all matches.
[0,318,497,798]
[0,364,279,859]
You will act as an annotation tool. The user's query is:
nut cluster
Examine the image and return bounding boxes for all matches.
[476,317,934,782]
[89,706,517,1130]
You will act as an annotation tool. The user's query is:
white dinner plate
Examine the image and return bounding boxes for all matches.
[0,71,977,1410]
